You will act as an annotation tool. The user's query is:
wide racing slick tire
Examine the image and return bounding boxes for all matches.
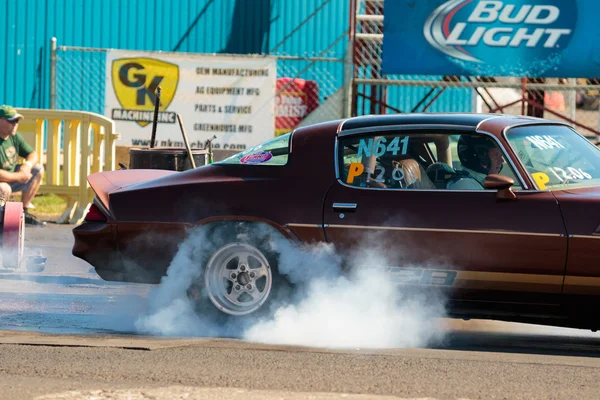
[186,221,291,322]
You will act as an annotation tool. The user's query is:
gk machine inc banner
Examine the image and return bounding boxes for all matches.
[104,50,276,150]
[382,0,600,77]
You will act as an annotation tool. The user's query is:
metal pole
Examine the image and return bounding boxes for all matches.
[597,84,600,138]
[422,88,447,112]
[411,88,437,113]
[150,87,161,148]
[50,37,57,109]
[350,79,600,90]
[204,135,216,164]
[349,0,358,117]
[366,0,377,115]
[177,114,196,169]
[342,28,354,118]
[521,78,527,115]
[568,78,576,122]
[474,88,494,112]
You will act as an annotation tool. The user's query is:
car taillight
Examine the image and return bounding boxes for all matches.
[85,204,107,222]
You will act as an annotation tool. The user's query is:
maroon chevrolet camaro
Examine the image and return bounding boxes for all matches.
[73,113,600,329]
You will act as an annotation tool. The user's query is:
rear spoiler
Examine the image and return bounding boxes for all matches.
[87,169,177,209]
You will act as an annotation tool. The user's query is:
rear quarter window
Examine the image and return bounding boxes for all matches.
[217,133,291,166]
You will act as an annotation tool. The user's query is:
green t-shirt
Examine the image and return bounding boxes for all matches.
[0,133,34,172]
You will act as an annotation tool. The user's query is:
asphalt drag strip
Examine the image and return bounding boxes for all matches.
[2,225,600,399]
[3,329,600,400]
[0,224,150,335]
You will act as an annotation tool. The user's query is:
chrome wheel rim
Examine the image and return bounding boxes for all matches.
[204,242,272,316]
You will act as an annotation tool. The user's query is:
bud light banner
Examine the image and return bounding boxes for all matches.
[382,0,600,77]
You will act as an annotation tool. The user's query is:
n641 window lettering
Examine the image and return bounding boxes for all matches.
[358,137,409,157]
[526,135,565,150]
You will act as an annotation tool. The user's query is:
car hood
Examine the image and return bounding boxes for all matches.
[556,185,600,197]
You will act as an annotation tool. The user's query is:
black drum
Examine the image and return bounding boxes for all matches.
[128,148,208,171]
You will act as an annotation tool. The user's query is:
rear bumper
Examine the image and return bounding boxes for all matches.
[72,221,118,265]
[72,221,127,281]
[72,221,169,284]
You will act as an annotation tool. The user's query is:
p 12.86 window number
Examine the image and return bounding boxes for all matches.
[370,165,417,185]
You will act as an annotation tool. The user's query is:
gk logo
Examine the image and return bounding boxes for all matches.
[111,57,180,127]
[118,62,164,106]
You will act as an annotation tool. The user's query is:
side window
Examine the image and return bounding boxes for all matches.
[338,132,522,190]
[448,134,522,190]
[218,133,291,166]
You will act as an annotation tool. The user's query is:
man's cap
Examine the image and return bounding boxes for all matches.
[0,105,23,121]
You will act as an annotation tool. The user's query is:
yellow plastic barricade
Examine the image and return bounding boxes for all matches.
[16,109,120,224]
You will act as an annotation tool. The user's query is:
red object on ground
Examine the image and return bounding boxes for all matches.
[275,78,319,136]
[2,201,23,268]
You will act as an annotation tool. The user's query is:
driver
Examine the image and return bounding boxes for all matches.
[448,135,505,190]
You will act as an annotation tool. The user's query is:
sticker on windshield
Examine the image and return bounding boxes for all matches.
[346,162,364,184]
[548,166,592,182]
[532,172,550,190]
[346,161,419,187]
[525,135,565,150]
[370,164,418,186]
[358,136,409,157]
[240,151,273,164]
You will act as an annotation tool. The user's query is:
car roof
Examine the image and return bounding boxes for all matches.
[339,113,493,131]
[291,113,573,149]
[337,113,557,132]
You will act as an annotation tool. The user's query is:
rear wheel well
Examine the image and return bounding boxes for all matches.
[193,220,291,270]
[192,217,298,244]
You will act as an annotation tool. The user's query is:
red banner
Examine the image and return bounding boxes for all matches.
[275,78,319,136]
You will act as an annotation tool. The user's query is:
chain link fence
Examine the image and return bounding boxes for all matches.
[351,0,600,143]
[52,0,600,148]
[51,45,347,149]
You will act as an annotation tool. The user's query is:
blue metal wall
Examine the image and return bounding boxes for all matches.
[1,0,472,114]
[0,0,350,109]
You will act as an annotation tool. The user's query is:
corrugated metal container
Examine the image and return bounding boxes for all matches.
[0,0,350,109]
[0,0,470,114]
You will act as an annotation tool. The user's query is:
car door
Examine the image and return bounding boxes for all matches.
[502,123,600,298]
[552,187,600,296]
[323,129,568,304]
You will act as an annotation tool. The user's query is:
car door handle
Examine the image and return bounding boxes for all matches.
[333,203,357,212]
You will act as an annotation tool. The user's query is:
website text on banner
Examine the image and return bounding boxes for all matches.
[382,0,600,77]
[105,51,276,151]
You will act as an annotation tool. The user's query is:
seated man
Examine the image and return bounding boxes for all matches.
[0,105,46,226]
[447,134,505,190]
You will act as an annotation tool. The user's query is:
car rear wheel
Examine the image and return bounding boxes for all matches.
[186,222,290,319]
[203,242,273,316]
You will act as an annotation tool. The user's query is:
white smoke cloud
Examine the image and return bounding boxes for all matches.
[133,223,448,348]
[134,226,245,337]
[245,238,446,349]
[244,268,446,349]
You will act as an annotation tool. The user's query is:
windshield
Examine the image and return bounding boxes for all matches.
[217,133,291,166]
[506,125,600,190]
